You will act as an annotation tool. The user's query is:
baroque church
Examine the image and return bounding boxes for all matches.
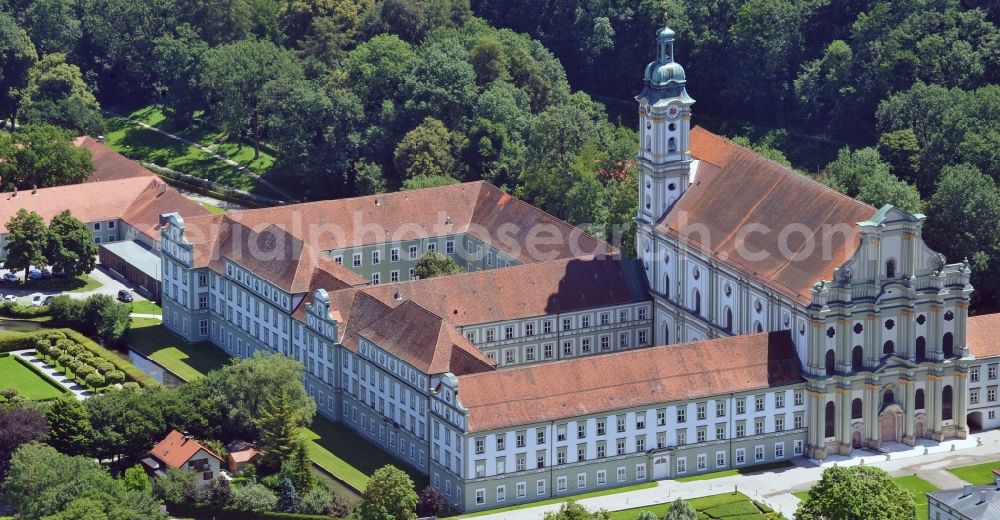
[157,26,1000,512]
[635,27,975,456]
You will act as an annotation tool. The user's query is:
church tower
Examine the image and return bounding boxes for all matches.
[635,27,695,226]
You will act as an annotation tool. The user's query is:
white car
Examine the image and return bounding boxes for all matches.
[2,295,16,303]
[30,294,44,306]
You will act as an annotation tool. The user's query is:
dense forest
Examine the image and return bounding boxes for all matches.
[0,0,998,309]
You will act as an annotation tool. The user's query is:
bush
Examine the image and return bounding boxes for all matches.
[75,363,96,377]
[1,387,19,399]
[65,358,82,373]
[105,370,126,385]
[46,331,67,341]
[0,301,50,318]
[122,381,141,392]
[49,294,132,346]
[61,329,156,387]
[57,353,74,368]
[84,372,105,389]
[96,361,115,374]
[231,484,278,513]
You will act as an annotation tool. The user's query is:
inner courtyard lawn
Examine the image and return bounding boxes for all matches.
[0,354,67,400]
[457,482,658,518]
[126,319,229,381]
[607,492,774,520]
[947,460,1000,485]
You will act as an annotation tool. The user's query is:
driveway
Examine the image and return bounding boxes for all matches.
[0,264,155,307]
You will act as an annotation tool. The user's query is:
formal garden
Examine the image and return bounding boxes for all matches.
[0,353,68,401]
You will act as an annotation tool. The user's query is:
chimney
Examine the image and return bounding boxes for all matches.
[979,490,987,504]
[393,290,401,301]
[97,135,105,143]
[182,431,190,442]
[159,182,167,195]
[374,198,381,206]
[963,484,973,498]
[31,184,36,195]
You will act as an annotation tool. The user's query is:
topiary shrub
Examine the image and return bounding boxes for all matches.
[85,372,105,390]
[55,338,74,349]
[76,350,95,362]
[96,361,115,374]
[105,370,126,385]
[0,387,18,400]
[122,381,141,392]
[46,331,67,341]
[57,353,74,368]
[64,343,82,357]
[75,364,96,377]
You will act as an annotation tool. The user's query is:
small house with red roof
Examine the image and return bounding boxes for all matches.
[142,430,223,486]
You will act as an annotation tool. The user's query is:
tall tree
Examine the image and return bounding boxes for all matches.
[6,124,95,188]
[23,0,81,56]
[200,39,304,160]
[45,394,93,456]
[85,387,166,462]
[542,501,610,520]
[82,293,132,346]
[414,251,465,279]
[0,11,37,122]
[150,26,210,124]
[46,210,99,276]
[796,465,916,520]
[0,406,49,481]
[393,117,462,181]
[4,209,49,282]
[256,391,302,474]
[357,465,418,520]
[276,477,299,513]
[401,39,478,128]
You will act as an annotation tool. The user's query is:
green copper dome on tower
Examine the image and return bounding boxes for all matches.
[637,26,694,106]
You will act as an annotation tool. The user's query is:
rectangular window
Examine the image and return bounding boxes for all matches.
[676,457,687,474]
[536,429,545,445]
[990,364,999,380]
[563,341,573,356]
[577,422,586,439]
[616,467,626,483]
[657,409,666,426]
[971,367,981,382]
[504,350,514,364]
[526,347,535,361]
[636,463,646,480]
[716,424,726,440]
[390,270,399,282]
[775,442,785,458]
[581,338,591,353]
[794,440,804,455]
[794,390,804,406]
[525,323,535,336]
[582,315,591,328]
[372,250,381,264]
[616,415,626,433]
[717,401,726,417]
[505,326,514,339]
[716,451,726,468]
[638,307,648,320]
[537,479,546,496]
[516,482,526,498]
[736,423,745,438]
[556,477,566,492]
[775,393,785,408]
[475,438,485,454]
[93,222,101,231]
[677,407,686,423]
[636,437,645,451]
[737,399,746,414]
[696,429,706,443]
[496,436,505,451]
[775,415,785,432]
[638,329,648,344]
[596,444,606,458]
[543,320,553,334]
[557,425,567,441]
[597,419,606,436]
[427,242,436,252]
[486,329,495,342]
[353,253,362,267]
[577,473,586,489]
[475,489,485,505]
[989,387,997,402]
[697,403,706,420]
[446,240,455,254]
[562,318,571,331]
[755,418,765,435]
[736,448,746,465]
[409,245,418,260]
[333,255,343,265]
[636,415,645,429]
[600,336,610,350]
[755,395,765,412]
[600,313,610,325]
[697,454,706,470]
[616,439,625,455]
[371,273,380,284]
[794,414,804,429]
[755,445,764,462]
[516,431,526,448]
[544,344,553,358]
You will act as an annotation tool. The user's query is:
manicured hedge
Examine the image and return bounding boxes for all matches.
[0,333,41,353]
[59,328,157,387]
[0,302,50,318]
[166,504,333,520]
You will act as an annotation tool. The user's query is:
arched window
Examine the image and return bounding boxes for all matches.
[668,137,677,153]
[916,336,926,362]
[693,289,701,315]
[663,322,669,345]
[645,135,652,152]
[886,259,896,279]
[755,321,764,333]
[725,307,733,332]
[825,402,836,438]
[852,398,863,419]
[852,346,864,371]
[883,340,895,355]
[915,389,925,409]
[663,274,670,299]
[825,349,836,374]
[943,332,954,358]
[883,390,894,408]
[942,385,953,421]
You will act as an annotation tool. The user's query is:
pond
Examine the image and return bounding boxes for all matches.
[0,318,45,333]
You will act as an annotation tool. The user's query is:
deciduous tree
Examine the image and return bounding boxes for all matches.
[414,251,465,279]
[45,394,93,456]
[5,209,49,282]
[46,210,98,277]
[664,498,696,520]
[357,465,418,520]
[0,406,49,480]
[795,465,916,520]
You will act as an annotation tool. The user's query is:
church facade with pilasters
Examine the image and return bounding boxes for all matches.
[636,28,977,459]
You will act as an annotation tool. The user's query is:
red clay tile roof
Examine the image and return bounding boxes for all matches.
[76,136,156,182]
[357,299,496,375]
[658,127,876,304]
[228,448,259,463]
[220,181,614,262]
[456,331,804,432]
[968,313,1000,358]
[149,430,223,469]
[187,215,365,293]
[0,176,207,240]
[360,256,649,326]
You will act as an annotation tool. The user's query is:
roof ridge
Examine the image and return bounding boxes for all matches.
[371,254,607,289]
[692,126,877,213]
[459,330,782,381]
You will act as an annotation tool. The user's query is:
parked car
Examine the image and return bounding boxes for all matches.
[52,268,66,278]
[30,294,44,306]
[40,268,52,280]
[117,290,133,302]
[2,295,16,303]
[3,273,19,283]
[27,268,42,280]
[42,295,53,305]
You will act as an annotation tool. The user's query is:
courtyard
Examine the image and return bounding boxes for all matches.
[0,353,68,401]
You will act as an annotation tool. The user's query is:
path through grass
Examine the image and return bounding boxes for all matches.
[948,459,1000,485]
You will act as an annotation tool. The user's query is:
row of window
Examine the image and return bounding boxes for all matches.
[471,308,651,344]
[485,330,651,365]
[970,364,1000,382]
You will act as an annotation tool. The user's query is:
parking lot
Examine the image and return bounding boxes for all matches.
[0,264,155,307]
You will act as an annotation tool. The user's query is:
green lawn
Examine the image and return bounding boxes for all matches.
[894,475,938,519]
[200,202,227,214]
[675,460,795,483]
[0,354,68,400]
[6,273,101,293]
[607,492,773,520]
[129,300,162,315]
[947,459,1000,485]
[302,415,427,493]
[104,105,281,198]
[125,320,229,381]
[458,481,659,518]
[792,476,937,519]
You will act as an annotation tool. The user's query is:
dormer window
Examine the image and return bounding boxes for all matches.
[886,259,896,279]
